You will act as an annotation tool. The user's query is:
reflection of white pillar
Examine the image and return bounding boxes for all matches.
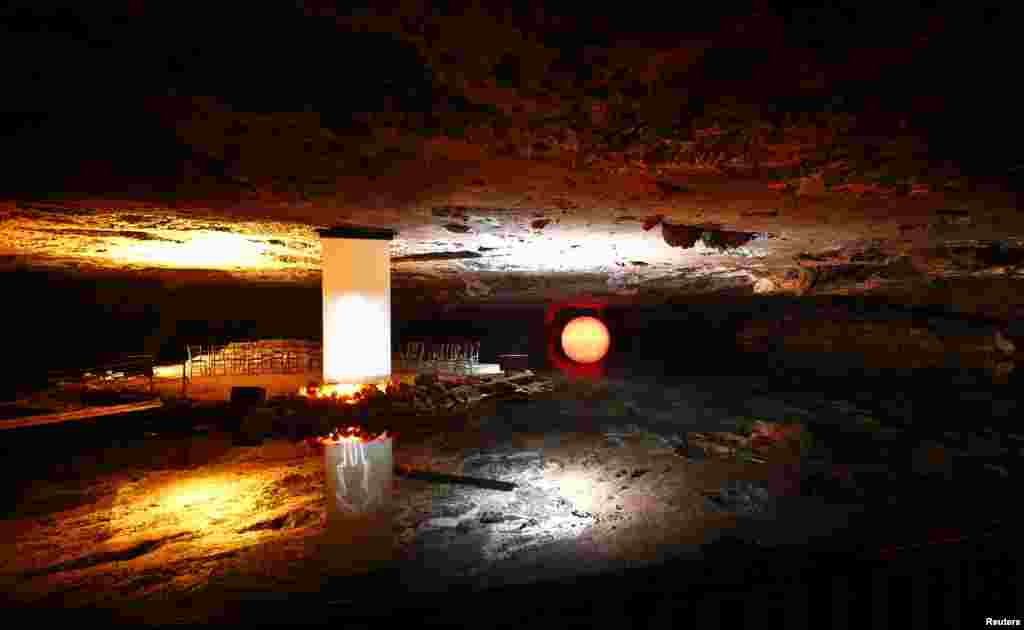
[322,437,395,573]
[325,437,393,517]
[319,226,395,385]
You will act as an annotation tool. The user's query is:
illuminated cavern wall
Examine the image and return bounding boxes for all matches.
[319,226,395,385]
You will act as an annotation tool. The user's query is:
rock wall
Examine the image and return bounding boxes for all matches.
[737,308,1017,380]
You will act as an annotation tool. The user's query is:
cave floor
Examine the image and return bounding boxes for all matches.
[1,371,1019,622]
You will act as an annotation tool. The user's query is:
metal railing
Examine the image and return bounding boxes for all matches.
[186,339,322,379]
[183,338,483,380]
[395,339,481,375]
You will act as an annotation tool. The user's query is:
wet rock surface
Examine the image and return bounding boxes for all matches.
[461,449,545,479]
[4,367,1020,609]
[704,480,773,516]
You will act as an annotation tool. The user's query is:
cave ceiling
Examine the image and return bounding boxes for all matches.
[2,4,1022,317]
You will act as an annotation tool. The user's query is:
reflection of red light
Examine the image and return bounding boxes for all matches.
[545,299,609,379]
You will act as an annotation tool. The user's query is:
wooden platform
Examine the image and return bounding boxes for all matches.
[0,400,164,430]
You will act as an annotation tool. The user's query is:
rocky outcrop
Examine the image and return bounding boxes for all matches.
[661,223,703,248]
[5,6,1024,318]
[661,222,764,252]
[737,308,1017,379]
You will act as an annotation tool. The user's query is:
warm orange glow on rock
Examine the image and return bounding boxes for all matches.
[560,316,610,364]
[117,475,267,538]
[106,231,274,269]
[299,382,389,402]
[318,425,390,445]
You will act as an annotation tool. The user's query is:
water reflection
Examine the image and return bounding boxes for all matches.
[321,438,396,575]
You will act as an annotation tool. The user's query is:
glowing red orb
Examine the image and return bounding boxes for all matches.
[560,316,610,364]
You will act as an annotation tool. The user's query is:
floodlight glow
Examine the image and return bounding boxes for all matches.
[106,231,270,269]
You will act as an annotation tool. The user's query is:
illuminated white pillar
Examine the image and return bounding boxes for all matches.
[319,225,395,385]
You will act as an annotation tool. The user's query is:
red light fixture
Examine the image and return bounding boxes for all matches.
[560,316,611,364]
